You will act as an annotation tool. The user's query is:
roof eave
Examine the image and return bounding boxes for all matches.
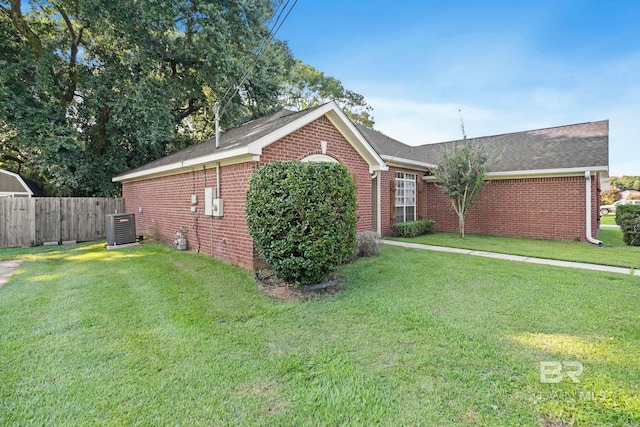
[383,155,436,171]
[324,106,388,173]
[0,192,32,197]
[115,102,390,182]
[113,151,260,183]
[422,165,609,182]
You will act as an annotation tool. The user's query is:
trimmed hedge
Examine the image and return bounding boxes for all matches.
[246,161,357,285]
[616,205,640,246]
[391,219,435,238]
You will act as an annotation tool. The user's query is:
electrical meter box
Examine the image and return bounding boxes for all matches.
[211,198,223,217]
[205,188,223,217]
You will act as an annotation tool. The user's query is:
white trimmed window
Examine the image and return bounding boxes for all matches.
[395,172,416,223]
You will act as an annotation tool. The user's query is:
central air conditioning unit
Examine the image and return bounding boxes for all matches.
[106,213,137,246]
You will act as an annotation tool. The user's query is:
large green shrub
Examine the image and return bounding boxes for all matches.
[246,161,357,285]
[391,219,435,238]
[615,205,640,246]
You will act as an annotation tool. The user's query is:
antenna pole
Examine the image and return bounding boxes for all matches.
[458,108,467,140]
[215,102,220,149]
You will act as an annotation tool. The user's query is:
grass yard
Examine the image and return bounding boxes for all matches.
[1,241,639,425]
[392,227,640,270]
[600,214,617,226]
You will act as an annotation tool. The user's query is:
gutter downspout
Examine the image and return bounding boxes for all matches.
[585,171,603,245]
[371,171,381,236]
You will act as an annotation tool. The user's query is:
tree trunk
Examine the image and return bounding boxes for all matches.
[458,212,465,238]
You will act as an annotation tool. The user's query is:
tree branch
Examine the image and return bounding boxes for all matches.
[6,0,43,56]
[52,1,85,106]
[174,97,202,123]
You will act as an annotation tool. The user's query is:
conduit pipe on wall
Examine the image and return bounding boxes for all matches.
[585,171,603,245]
[216,162,221,197]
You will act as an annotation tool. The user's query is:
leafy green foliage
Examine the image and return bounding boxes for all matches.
[432,139,490,238]
[246,161,357,285]
[600,187,622,205]
[1,0,293,195]
[391,219,435,238]
[615,205,640,246]
[609,176,640,191]
[281,60,375,127]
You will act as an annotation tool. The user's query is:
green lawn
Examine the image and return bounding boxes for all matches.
[391,227,640,270]
[1,242,639,425]
[600,214,617,226]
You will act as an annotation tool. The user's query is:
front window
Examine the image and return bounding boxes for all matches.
[395,172,416,223]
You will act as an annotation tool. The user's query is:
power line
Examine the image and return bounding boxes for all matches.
[218,0,298,119]
[217,0,290,106]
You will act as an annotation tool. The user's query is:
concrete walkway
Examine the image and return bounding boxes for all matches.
[382,240,640,277]
[0,259,23,287]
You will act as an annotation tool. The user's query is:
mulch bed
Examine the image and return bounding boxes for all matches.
[255,267,344,302]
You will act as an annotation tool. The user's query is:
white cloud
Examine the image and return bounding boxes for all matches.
[366,95,638,177]
[367,97,498,145]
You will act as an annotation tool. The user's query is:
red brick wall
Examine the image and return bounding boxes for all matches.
[121,116,374,269]
[259,116,373,233]
[121,163,257,269]
[424,174,600,241]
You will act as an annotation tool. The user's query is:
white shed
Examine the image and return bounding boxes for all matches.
[0,169,41,197]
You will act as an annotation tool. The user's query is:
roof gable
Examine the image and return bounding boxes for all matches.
[113,102,387,182]
[0,169,43,197]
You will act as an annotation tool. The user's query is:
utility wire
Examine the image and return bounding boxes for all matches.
[218,0,298,119]
[217,1,289,106]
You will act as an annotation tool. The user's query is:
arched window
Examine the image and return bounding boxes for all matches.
[301,154,338,163]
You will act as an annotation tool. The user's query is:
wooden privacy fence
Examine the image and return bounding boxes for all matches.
[0,197,124,248]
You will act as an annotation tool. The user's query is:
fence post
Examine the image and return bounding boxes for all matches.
[29,198,37,246]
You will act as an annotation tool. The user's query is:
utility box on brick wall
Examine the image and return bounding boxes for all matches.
[205,187,224,217]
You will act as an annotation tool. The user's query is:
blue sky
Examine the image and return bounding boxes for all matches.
[277,0,640,176]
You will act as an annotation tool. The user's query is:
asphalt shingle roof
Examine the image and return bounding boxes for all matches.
[119,101,609,178]
[419,120,609,172]
[120,106,323,175]
[355,125,429,164]
[357,120,609,172]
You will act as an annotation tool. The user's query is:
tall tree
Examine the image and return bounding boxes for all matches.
[280,60,374,127]
[600,187,621,205]
[1,0,293,196]
[432,138,491,238]
[609,176,640,191]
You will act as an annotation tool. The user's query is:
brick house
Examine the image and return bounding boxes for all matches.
[360,120,609,243]
[113,102,609,268]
